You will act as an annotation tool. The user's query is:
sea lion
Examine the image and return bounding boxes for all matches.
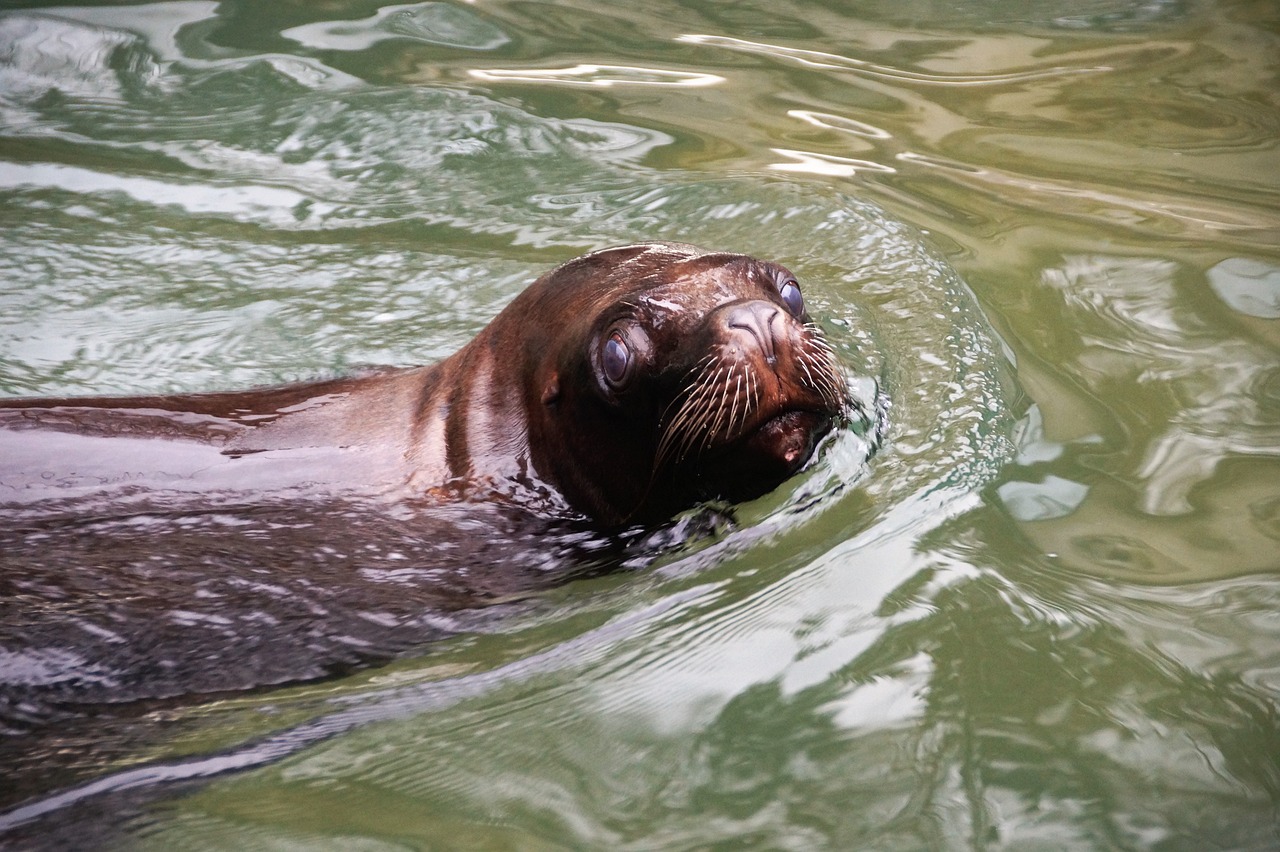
[0,243,856,811]
[0,242,850,526]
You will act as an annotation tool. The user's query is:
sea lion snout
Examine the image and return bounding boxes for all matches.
[718,300,783,367]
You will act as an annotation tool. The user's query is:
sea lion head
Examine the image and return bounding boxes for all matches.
[497,242,850,526]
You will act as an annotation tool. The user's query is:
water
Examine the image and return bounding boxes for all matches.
[0,0,1277,848]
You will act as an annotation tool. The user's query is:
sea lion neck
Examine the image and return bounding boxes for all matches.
[406,323,538,503]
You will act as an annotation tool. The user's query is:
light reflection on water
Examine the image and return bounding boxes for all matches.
[675,32,1111,85]
[0,0,1278,847]
[469,64,726,87]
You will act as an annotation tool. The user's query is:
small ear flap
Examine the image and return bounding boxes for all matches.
[541,372,560,406]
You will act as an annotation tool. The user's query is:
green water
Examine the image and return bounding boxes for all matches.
[1,0,1278,848]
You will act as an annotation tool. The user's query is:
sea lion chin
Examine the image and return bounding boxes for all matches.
[0,242,851,527]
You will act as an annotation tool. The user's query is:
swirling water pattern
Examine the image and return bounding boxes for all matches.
[0,0,1277,848]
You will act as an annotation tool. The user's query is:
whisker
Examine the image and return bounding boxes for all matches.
[654,323,848,485]
[656,353,725,461]
[803,325,837,355]
[672,365,727,463]
[797,356,818,391]
[726,369,741,443]
[704,365,734,450]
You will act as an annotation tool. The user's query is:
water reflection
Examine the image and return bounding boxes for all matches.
[112,502,1279,849]
[0,21,1016,812]
[1208,257,1280,320]
[470,64,724,88]
[835,0,1189,31]
[0,162,317,224]
[835,526,1280,848]
[787,109,892,140]
[283,2,511,52]
[0,12,160,121]
[768,148,895,177]
[994,253,1280,581]
[2,0,1279,846]
[677,33,1108,86]
[896,152,1279,240]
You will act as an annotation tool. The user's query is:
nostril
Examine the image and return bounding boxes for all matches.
[724,302,781,365]
[727,309,779,332]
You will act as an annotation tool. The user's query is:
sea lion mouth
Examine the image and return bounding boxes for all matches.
[747,408,832,467]
[689,406,836,502]
[653,329,848,472]
[728,405,836,476]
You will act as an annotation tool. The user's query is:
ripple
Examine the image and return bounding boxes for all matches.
[1207,257,1280,319]
[283,2,510,52]
[0,14,148,103]
[895,150,1280,238]
[676,33,1108,86]
[786,109,893,140]
[768,148,896,177]
[0,35,1019,836]
[0,1,1276,847]
[0,162,318,224]
[470,63,724,88]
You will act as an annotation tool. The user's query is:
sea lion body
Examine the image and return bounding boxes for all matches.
[1,242,850,526]
[0,243,856,806]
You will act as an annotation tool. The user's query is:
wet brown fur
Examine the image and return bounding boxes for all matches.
[0,242,848,526]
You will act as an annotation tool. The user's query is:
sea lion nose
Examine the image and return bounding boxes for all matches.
[721,300,781,366]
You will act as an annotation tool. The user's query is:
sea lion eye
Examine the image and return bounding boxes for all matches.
[779,279,804,316]
[602,331,631,386]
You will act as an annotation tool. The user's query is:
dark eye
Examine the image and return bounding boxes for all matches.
[779,278,804,316]
[602,331,631,386]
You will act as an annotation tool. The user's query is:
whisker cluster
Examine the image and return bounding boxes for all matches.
[653,324,848,474]
[799,322,848,412]
[654,353,755,471]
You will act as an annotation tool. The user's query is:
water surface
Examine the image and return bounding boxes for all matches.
[0,0,1277,848]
